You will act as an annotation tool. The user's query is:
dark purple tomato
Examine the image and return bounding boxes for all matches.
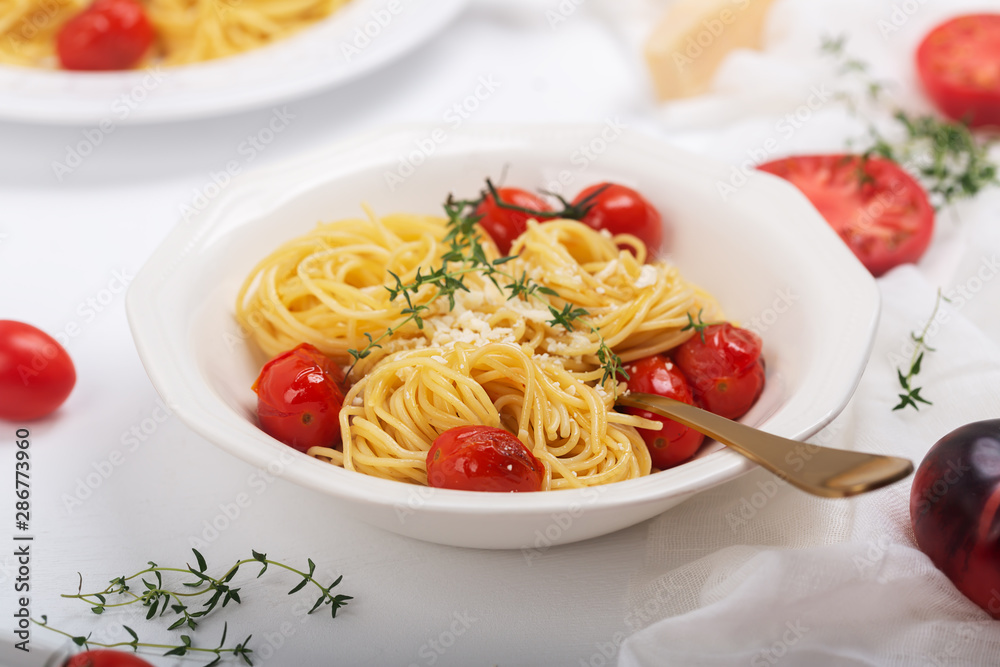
[911,419,1000,618]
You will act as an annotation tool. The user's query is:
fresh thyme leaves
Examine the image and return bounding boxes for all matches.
[597,344,629,385]
[821,35,999,208]
[33,548,351,666]
[346,184,629,389]
[864,111,998,208]
[820,35,888,104]
[894,289,947,412]
[546,303,590,330]
[35,617,252,667]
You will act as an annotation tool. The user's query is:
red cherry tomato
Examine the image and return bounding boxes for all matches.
[0,320,76,421]
[426,425,545,492]
[673,323,765,420]
[56,0,154,71]
[64,650,156,667]
[911,419,1000,618]
[572,183,664,255]
[623,354,705,470]
[253,343,347,453]
[474,187,553,255]
[916,14,1000,128]
[758,155,934,277]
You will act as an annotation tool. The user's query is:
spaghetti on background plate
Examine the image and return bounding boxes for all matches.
[0,0,349,69]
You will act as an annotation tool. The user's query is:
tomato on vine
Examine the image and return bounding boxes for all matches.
[474,187,554,254]
[571,183,663,255]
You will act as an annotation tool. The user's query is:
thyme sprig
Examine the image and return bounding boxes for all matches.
[346,183,629,388]
[34,549,351,665]
[34,617,253,667]
[821,35,999,208]
[894,289,947,412]
[864,112,998,208]
[61,549,351,626]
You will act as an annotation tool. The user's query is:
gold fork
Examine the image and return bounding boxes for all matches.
[618,393,913,498]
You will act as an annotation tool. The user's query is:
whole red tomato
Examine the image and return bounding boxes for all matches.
[426,425,545,492]
[0,320,76,421]
[474,187,553,254]
[911,419,1000,618]
[916,14,1000,128]
[623,354,704,470]
[253,343,347,453]
[673,322,765,420]
[758,155,934,277]
[571,183,663,255]
[56,0,154,71]
[63,650,155,667]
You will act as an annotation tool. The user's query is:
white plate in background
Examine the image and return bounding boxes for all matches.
[0,0,468,125]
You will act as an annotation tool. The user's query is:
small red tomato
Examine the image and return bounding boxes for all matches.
[916,14,1000,128]
[0,320,76,421]
[426,425,544,492]
[911,419,1000,618]
[474,187,554,255]
[572,183,664,255]
[56,0,154,71]
[253,343,347,453]
[673,323,765,420]
[623,354,705,470]
[64,650,155,667]
[758,155,935,277]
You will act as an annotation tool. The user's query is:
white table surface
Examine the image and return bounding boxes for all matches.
[5,1,1000,666]
[0,2,671,665]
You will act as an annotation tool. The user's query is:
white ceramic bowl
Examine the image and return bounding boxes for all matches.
[126,125,879,549]
[0,0,467,124]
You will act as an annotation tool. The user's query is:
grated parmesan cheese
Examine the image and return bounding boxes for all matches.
[634,265,658,289]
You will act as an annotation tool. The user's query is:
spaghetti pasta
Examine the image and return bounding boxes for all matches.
[236,209,719,490]
[0,0,349,67]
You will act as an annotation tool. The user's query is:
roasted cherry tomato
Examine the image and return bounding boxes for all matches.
[64,650,156,667]
[911,419,1000,618]
[56,0,154,71]
[673,323,765,420]
[758,155,934,277]
[623,354,704,470]
[253,343,347,453]
[572,183,664,255]
[0,320,76,421]
[474,187,553,255]
[426,425,544,492]
[916,14,1000,128]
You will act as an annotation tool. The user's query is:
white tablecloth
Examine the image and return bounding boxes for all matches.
[2,0,1000,665]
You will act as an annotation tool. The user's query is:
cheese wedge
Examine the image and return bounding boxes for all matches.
[644,0,778,100]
